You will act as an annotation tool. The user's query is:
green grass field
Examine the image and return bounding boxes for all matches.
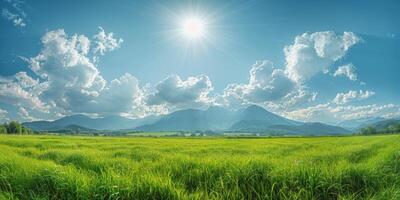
[0,134,399,200]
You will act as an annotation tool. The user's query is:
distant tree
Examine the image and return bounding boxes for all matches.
[360,126,377,135]
[0,125,7,134]
[3,121,32,134]
[382,123,400,134]
[394,124,400,133]
[7,121,22,134]
[383,127,392,134]
[22,126,32,134]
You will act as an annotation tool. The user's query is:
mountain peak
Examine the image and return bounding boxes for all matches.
[246,104,266,111]
[242,105,273,117]
[239,104,300,126]
[243,105,275,115]
[206,106,227,113]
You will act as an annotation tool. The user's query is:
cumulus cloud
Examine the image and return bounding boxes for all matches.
[284,31,360,83]
[333,90,375,105]
[224,60,297,104]
[17,107,37,122]
[14,72,39,88]
[0,73,48,112]
[22,28,140,116]
[223,32,360,113]
[74,73,143,114]
[264,89,317,112]
[285,89,389,123]
[333,64,358,81]
[93,27,123,55]
[146,74,214,111]
[222,60,317,112]
[27,29,105,111]
[2,27,195,120]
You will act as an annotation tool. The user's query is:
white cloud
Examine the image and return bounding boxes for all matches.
[333,90,375,105]
[333,64,358,81]
[27,29,106,111]
[223,32,360,114]
[1,0,27,27]
[1,28,151,120]
[93,27,123,55]
[222,60,317,111]
[0,109,8,122]
[285,103,400,123]
[224,60,296,104]
[14,72,38,88]
[17,107,37,122]
[284,31,360,83]
[332,104,400,120]
[2,8,25,27]
[284,103,335,123]
[0,73,48,112]
[146,74,214,111]
[22,28,144,116]
[264,89,317,112]
[74,73,143,115]
[284,89,390,123]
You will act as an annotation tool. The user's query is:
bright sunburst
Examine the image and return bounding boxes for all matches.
[180,16,207,40]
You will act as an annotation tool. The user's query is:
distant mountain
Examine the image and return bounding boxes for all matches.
[229,105,301,131]
[338,117,385,130]
[135,107,236,131]
[23,114,159,131]
[23,120,55,131]
[136,105,349,135]
[51,125,96,134]
[263,123,350,135]
[237,105,300,125]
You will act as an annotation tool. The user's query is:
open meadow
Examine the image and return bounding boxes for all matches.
[0,134,400,200]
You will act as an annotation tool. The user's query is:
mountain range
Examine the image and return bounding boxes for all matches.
[24,105,351,135]
[337,117,385,130]
[23,114,159,131]
[135,105,349,135]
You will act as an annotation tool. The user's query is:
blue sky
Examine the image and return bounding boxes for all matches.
[0,0,399,123]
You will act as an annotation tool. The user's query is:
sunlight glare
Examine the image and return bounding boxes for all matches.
[181,16,206,40]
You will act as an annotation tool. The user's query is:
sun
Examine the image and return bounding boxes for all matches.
[181,16,206,40]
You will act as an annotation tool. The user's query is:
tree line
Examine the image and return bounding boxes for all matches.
[0,121,33,134]
[359,123,400,135]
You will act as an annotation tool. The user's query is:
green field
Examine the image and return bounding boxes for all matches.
[0,135,399,200]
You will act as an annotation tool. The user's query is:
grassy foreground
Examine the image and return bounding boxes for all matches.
[0,135,399,200]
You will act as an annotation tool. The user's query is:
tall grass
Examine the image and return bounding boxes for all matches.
[0,135,399,199]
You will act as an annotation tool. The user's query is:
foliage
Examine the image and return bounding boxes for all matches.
[359,126,377,135]
[1,121,32,134]
[0,135,399,199]
[0,125,7,134]
[359,123,400,135]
